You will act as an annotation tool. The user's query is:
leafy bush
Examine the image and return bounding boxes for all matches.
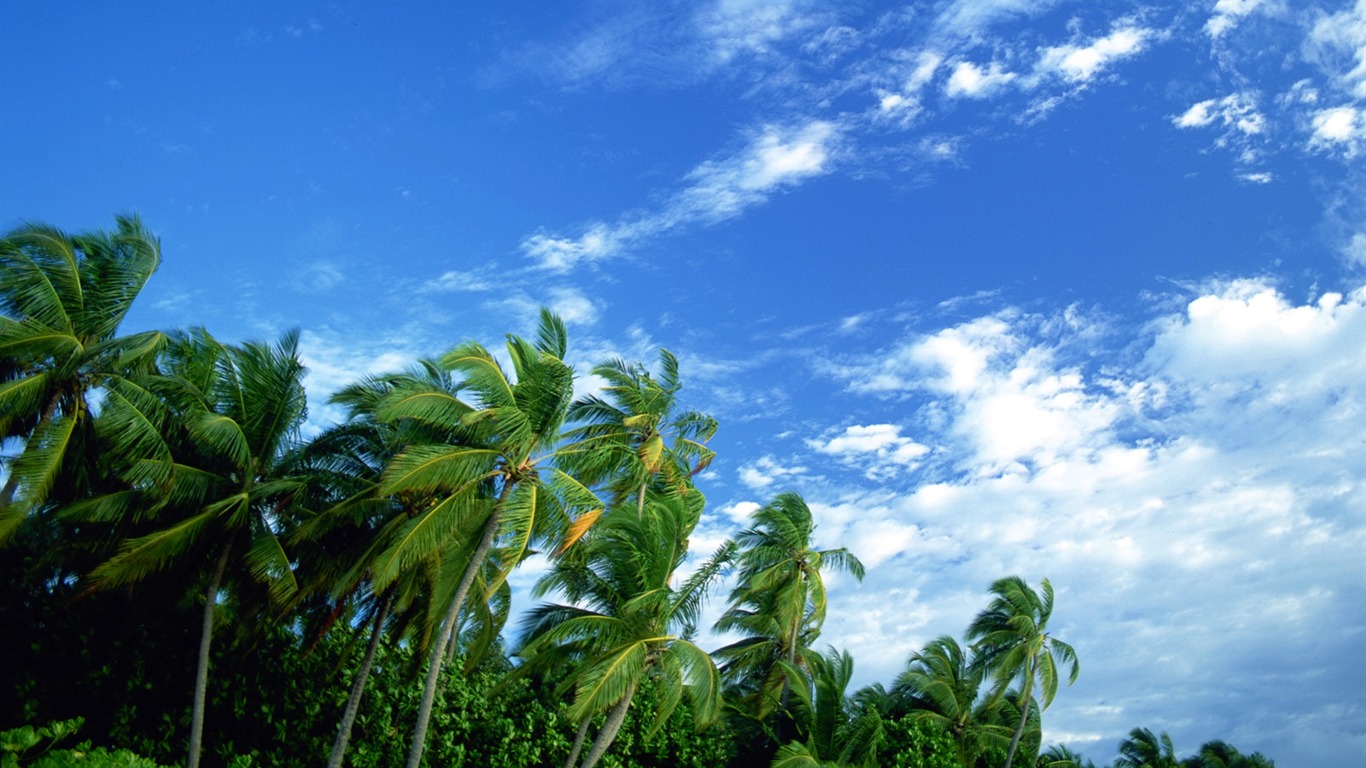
[1,719,168,768]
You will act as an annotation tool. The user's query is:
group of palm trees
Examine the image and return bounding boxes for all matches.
[1,217,1267,768]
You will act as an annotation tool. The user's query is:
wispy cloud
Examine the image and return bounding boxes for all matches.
[737,454,811,490]
[1033,23,1152,84]
[1204,0,1272,39]
[522,120,840,270]
[945,60,1017,99]
[419,269,493,293]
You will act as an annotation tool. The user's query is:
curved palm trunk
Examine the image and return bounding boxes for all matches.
[563,717,591,768]
[577,681,638,768]
[327,595,392,768]
[188,538,233,768]
[1002,659,1036,768]
[404,505,502,768]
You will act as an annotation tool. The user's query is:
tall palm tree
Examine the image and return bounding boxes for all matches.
[966,576,1080,768]
[70,328,311,768]
[560,348,716,517]
[713,491,864,730]
[368,309,603,768]
[0,215,164,543]
[894,635,1011,768]
[519,489,734,768]
[286,360,465,768]
[1114,728,1180,768]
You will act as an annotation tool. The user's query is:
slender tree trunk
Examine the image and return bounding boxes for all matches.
[563,717,592,768]
[776,610,802,744]
[577,681,638,768]
[1002,660,1035,768]
[404,505,503,768]
[188,538,233,768]
[327,595,392,768]
[635,484,646,519]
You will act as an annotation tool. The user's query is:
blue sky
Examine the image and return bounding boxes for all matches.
[4,1,1365,764]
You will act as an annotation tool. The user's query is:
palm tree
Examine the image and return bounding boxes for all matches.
[367,309,603,768]
[286,360,464,768]
[560,348,717,517]
[1037,743,1096,768]
[966,576,1079,768]
[0,215,164,543]
[772,647,884,768]
[70,328,311,768]
[713,491,864,730]
[518,488,734,768]
[1114,728,1180,768]
[1185,740,1275,768]
[894,635,1011,768]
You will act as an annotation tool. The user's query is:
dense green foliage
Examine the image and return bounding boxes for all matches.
[1,217,1274,768]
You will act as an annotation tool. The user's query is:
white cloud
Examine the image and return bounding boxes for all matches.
[1145,280,1366,401]
[1173,92,1264,134]
[944,60,1017,98]
[298,328,426,436]
[545,286,601,326]
[1309,106,1366,155]
[808,423,929,480]
[718,499,761,525]
[796,280,1366,761]
[419,269,492,293]
[931,0,1062,42]
[1345,232,1366,267]
[737,454,809,490]
[1305,0,1366,99]
[1035,24,1151,84]
[696,0,819,65]
[1172,91,1267,165]
[1205,0,1270,39]
[522,121,839,270]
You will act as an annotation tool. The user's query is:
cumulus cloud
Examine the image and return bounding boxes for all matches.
[808,423,930,480]
[1309,105,1366,155]
[791,281,1366,759]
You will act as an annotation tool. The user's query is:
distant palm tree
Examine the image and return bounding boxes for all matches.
[966,576,1079,768]
[772,647,884,768]
[1186,739,1275,768]
[1036,743,1096,768]
[368,309,603,768]
[1114,727,1180,768]
[519,490,733,768]
[73,329,311,768]
[0,215,164,542]
[714,491,864,730]
[560,348,717,517]
[895,634,1010,767]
